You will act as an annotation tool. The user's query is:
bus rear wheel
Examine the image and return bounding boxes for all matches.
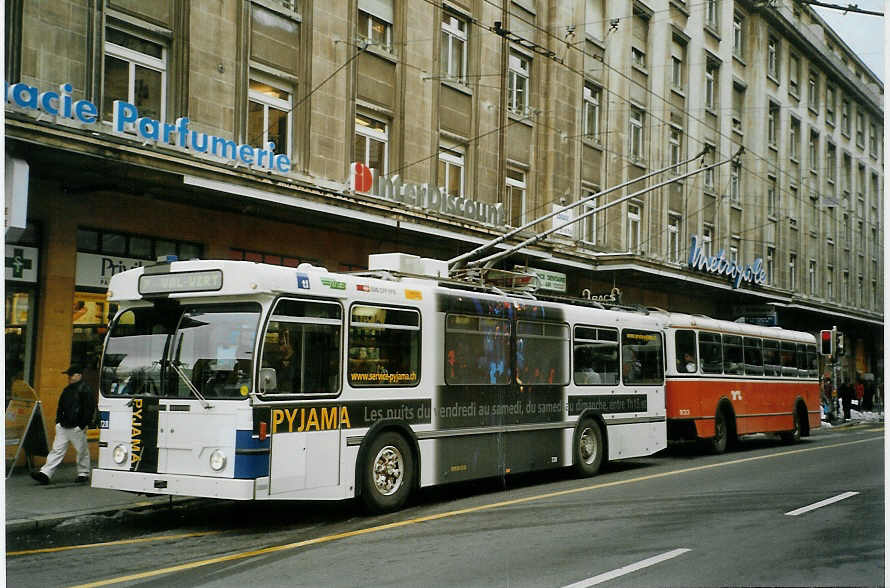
[709,409,730,454]
[573,419,605,477]
[360,431,415,514]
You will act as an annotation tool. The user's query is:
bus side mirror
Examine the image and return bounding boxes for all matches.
[260,368,278,393]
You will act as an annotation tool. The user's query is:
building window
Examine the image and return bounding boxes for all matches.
[856,111,865,146]
[438,144,464,196]
[671,56,683,89]
[629,107,644,161]
[843,213,850,246]
[583,82,601,141]
[826,266,834,299]
[627,203,641,252]
[358,0,393,52]
[102,26,167,122]
[730,164,740,204]
[808,73,818,110]
[705,0,718,29]
[507,51,530,115]
[703,144,715,190]
[582,190,599,245]
[869,123,878,156]
[857,276,864,306]
[825,86,835,125]
[441,11,468,84]
[843,153,852,194]
[789,117,800,160]
[789,54,800,95]
[809,260,817,296]
[841,100,850,135]
[842,270,849,299]
[705,62,717,110]
[248,76,292,157]
[506,168,526,227]
[809,130,819,173]
[668,213,681,262]
[732,14,744,57]
[768,103,779,148]
[730,237,740,264]
[826,143,837,184]
[631,47,646,69]
[767,176,777,217]
[872,280,878,308]
[702,224,713,257]
[669,127,682,168]
[731,84,744,133]
[354,112,389,175]
[767,37,778,79]
[670,37,686,90]
[766,246,775,284]
[789,253,797,290]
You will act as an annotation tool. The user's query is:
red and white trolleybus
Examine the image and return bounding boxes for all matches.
[663,313,821,453]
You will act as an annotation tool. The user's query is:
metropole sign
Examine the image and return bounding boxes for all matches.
[687,234,766,289]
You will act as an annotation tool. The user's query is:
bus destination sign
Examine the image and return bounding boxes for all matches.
[138,270,223,295]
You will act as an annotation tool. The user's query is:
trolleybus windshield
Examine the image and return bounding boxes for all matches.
[101,303,260,400]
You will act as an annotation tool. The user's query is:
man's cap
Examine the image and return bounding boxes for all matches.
[62,365,83,375]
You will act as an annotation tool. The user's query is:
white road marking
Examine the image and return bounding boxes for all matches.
[785,491,860,516]
[562,548,692,587]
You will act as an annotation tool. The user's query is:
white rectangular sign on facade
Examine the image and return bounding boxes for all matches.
[75,252,146,289]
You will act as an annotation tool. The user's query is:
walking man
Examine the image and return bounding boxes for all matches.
[31,365,95,484]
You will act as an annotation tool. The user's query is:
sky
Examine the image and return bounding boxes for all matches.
[811,0,885,82]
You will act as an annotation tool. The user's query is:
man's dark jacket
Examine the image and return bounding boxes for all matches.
[56,381,94,429]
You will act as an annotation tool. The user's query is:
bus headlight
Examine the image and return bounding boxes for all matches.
[209,450,227,471]
[113,444,128,464]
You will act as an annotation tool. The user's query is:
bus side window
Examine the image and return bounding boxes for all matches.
[517,321,569,385]
[743,337,763,376]
[779,342,797,377]
[699,332,723,374]
[763,340,781,376]
[445,315,511,385]
[796,344,808,377]
[621,330,663,385]
[675,329,697,373]
[348,305,420,387]
[806,345,819,378]
[722,335,744,375]
[573,326,619,385]
[261,299,342,395]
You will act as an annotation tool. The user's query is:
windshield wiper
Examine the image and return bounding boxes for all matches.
[170,360,212,409]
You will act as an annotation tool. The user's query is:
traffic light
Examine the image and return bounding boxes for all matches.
[836,332,845,356]
[820,329,836,356]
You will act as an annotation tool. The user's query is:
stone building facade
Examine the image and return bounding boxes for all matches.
[4,0,883,452]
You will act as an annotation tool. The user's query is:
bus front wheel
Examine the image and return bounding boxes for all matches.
[779,405,802,444]
[573,419,605,477]
[360,431,415,514]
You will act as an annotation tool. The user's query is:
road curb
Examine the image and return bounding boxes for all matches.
[7,496,201,534]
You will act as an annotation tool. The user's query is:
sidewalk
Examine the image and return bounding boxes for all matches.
[5,463,193,534]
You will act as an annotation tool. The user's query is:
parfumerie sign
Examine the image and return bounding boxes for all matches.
[5,82,292,174]
[349,162,506,229]
[687,234,766,289]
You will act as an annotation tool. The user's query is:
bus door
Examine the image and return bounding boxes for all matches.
[260,298,343,495]
[617,329,665,457]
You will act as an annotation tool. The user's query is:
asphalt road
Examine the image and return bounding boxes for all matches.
[6,425,884,587]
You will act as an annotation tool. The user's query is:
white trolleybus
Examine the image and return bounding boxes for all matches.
[92,254,669,512]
